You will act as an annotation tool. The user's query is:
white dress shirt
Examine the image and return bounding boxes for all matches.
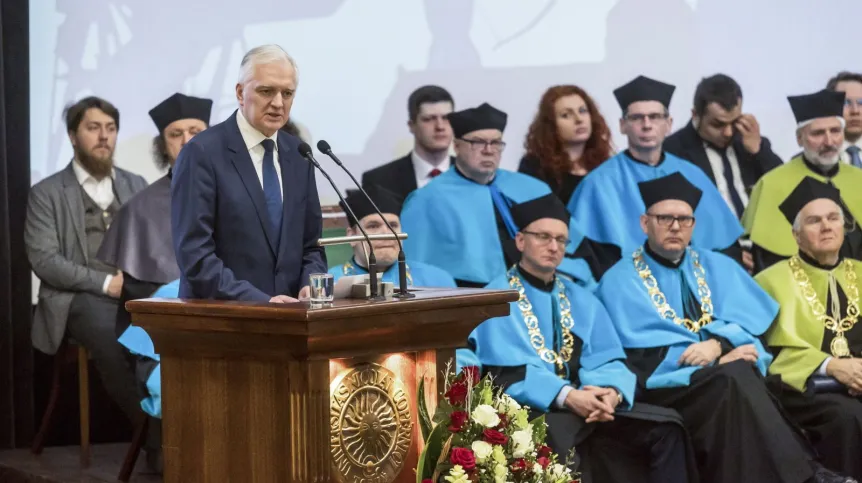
[236,110,283,196]
[411,150,449,189]
[703,143,749,215]
[72,159,116,294]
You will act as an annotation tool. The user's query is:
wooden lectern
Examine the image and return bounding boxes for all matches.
[126,287,517,483]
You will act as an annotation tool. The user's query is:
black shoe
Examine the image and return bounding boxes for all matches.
[812,466,857,483]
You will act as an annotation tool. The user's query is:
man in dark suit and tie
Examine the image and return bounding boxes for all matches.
[361,85,455,200]
[664,74,783,220]
[826,71,862,168]
[172,44,326,303]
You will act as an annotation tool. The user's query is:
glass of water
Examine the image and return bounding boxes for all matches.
[309,273,334,303]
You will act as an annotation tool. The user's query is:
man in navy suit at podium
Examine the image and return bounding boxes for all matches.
[171,44,327,303]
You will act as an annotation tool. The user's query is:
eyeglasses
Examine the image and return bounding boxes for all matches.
[460,138,506,152]
[845,99,862,108]
[624,112,669,124]
[647,214,695,228]
[522,231,569,246]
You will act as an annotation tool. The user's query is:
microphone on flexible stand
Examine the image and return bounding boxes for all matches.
[316,139,414,299]
[297,142,381,300]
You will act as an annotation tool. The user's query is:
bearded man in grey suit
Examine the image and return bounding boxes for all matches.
[25,96,148,426]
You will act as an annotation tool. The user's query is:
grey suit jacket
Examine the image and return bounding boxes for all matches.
[25,162,147,354]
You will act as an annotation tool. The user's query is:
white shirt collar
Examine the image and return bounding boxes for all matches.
[71,158,114,184]
[410,150,448,178]
[236,109,279,152]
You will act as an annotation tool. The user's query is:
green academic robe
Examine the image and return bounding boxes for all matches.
[757,255,862,392]
[742,155,862,260]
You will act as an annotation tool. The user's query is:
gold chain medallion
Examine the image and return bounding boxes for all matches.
[508,266,575,376]
[632,247,714,333]
[788,255,859,357]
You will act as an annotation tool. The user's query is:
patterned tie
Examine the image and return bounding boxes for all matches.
[717,147,746,218]
[847,145,862,169]
[428,168,442,178]
[261,139,282,244]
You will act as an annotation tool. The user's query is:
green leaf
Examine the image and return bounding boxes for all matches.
[416,423,447,481]
[417,376,433,442]
[530,413,547,444]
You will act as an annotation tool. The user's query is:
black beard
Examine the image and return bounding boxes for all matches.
[76,146,114,178]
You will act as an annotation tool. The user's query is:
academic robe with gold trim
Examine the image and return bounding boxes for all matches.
[742,155,862,271]
[596,244,817,483]
[756,252,862,478]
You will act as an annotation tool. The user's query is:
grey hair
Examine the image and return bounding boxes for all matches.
[792,205,845,232]
[237,44,298,86]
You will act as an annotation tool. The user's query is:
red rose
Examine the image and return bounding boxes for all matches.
[483,428,508,445]
[422,480,433,483]
[537,456,551,468]
[445,382,468,406]
[496,413,508,429]
[448,410,469,433]
[511,458,528,473]
[538,445,553,458]
[459,366,481,385]
[450,447,476,471]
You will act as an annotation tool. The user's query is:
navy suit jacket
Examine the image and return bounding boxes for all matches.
[171,111,327,301]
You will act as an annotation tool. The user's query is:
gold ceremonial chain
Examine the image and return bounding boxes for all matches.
[788,255,859,357]
[343,260,413,286]
[632,247,714,333]
[508,266,574,376]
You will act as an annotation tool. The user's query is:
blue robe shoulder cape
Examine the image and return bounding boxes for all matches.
[117,279,180,418]
[401,168,596,288]
[456,270,636,412]
[328,258,457,288]
[596,247,776,389]
[568,151,744,256]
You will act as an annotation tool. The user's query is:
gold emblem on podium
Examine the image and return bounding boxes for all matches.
[330,363,413,483]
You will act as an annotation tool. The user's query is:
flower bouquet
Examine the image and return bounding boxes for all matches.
[416,364,580,483]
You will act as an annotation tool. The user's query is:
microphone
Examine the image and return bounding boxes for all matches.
[316,140,413,299]
[297,142,381,300]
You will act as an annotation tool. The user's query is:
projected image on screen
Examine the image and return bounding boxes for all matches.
[30,0,861,202]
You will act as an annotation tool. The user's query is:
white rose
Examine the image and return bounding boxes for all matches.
[510,427,534,458]
[533,462,544,475]
[549,463,569,479]
[495,394,522,417]
[471,441,493,462]
[471,404,501,428]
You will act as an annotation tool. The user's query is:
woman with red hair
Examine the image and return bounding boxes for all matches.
[519,85,615,205]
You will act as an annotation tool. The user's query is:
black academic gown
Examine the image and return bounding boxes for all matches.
[450,167,619,287]
[485,269,698,483]
[517,155,585,206]
[753,158,862,273]
[771,252,862,479]
[628,246,817,483]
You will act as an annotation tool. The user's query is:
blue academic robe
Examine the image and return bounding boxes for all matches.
[117,279,179,418]
[596,247,776,389]
[568,151,743,257]
[328,258,457,288]
[401,168,595,287]
[457,269,636,412]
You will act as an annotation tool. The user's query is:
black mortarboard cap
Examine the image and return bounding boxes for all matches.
[447,102,507,138]
[613,75,675,111]
[638,172,703,211]
[511,193,570,230]
[787,89,845,124]
[340,185,404,227]
[148,93,213,134]
[778,176,842,224]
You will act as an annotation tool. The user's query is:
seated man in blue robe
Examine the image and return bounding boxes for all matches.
[459,193,697,483]
[327,186,455,288]
[597,172,854,483]
[401,102,612,289]
[567,75,745,270]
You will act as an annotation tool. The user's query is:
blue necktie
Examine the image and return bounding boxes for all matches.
[488,182,518,238]
[261,139,282,244]
[847,145,862,169]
